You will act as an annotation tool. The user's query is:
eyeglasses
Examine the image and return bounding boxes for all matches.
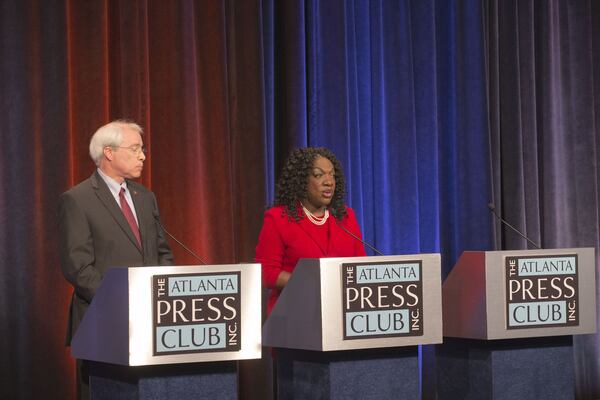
[111,145,147,155]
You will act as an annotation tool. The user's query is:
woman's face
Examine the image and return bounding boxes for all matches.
[303,156,336,214]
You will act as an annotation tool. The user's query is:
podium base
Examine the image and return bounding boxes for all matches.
[436,336,574,400]
[89,360,237,400]
[277,346,419,400]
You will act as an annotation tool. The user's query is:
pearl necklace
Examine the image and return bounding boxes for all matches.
[302,204,329,225]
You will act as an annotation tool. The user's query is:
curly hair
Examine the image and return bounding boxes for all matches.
[275,147,347,221]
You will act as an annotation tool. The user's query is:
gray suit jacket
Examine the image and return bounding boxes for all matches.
[58,171,174,344]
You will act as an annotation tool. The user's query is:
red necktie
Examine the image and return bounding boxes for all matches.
[119,188,141,247]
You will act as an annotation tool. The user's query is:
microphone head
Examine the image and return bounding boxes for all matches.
[487,203,496,211]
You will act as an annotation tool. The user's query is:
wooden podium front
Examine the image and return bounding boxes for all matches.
[438,248,596,400]
[71,263,262,400]
[263,254,442,400]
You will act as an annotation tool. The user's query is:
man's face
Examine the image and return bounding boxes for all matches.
[108,127,146,182]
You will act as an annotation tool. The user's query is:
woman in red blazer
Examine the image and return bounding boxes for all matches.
[255,147,366,313]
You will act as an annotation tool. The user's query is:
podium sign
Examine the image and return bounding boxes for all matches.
[71,264,262,366]
[443,248,596,339]
[263,254,442,351]
[152,271,242,355]
[341,259,425,339]
[505,254,579,330]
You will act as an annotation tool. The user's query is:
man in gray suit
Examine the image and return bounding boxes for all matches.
[58,120,174,399]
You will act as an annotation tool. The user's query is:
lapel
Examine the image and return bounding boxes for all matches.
[327,217,337,255]
[297,216,328,256]
[327,216,344,255]
[91,172,143,253]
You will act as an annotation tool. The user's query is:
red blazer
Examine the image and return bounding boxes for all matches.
[255,205,366,313]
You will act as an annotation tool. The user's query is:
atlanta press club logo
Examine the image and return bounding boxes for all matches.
[152,272,241,355]
[342,261,424,340]
[505,255,579,329]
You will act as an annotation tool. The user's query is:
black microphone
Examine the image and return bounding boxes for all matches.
[488,203,541,249]
[336,219,385,256]
[153,211,208,265]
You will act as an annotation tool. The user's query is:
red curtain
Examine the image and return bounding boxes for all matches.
[0,1,266,398]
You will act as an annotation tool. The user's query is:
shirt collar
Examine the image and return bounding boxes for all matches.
[97,168,128,198]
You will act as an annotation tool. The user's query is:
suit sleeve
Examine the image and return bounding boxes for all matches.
[58,192,103,302]
[255,211,285,288]
[152,193,174,265]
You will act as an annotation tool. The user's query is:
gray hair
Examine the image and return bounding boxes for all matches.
[89,120,144,166]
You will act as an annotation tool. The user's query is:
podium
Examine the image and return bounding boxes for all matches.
[263,254,442,399]
[437,248,596,399]
[71,264,262,400]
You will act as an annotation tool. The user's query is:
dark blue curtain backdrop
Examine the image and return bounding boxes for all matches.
[2,0,600,399]
[263,0,493,272]
[262,2,492,396]
[486,1,600,398]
